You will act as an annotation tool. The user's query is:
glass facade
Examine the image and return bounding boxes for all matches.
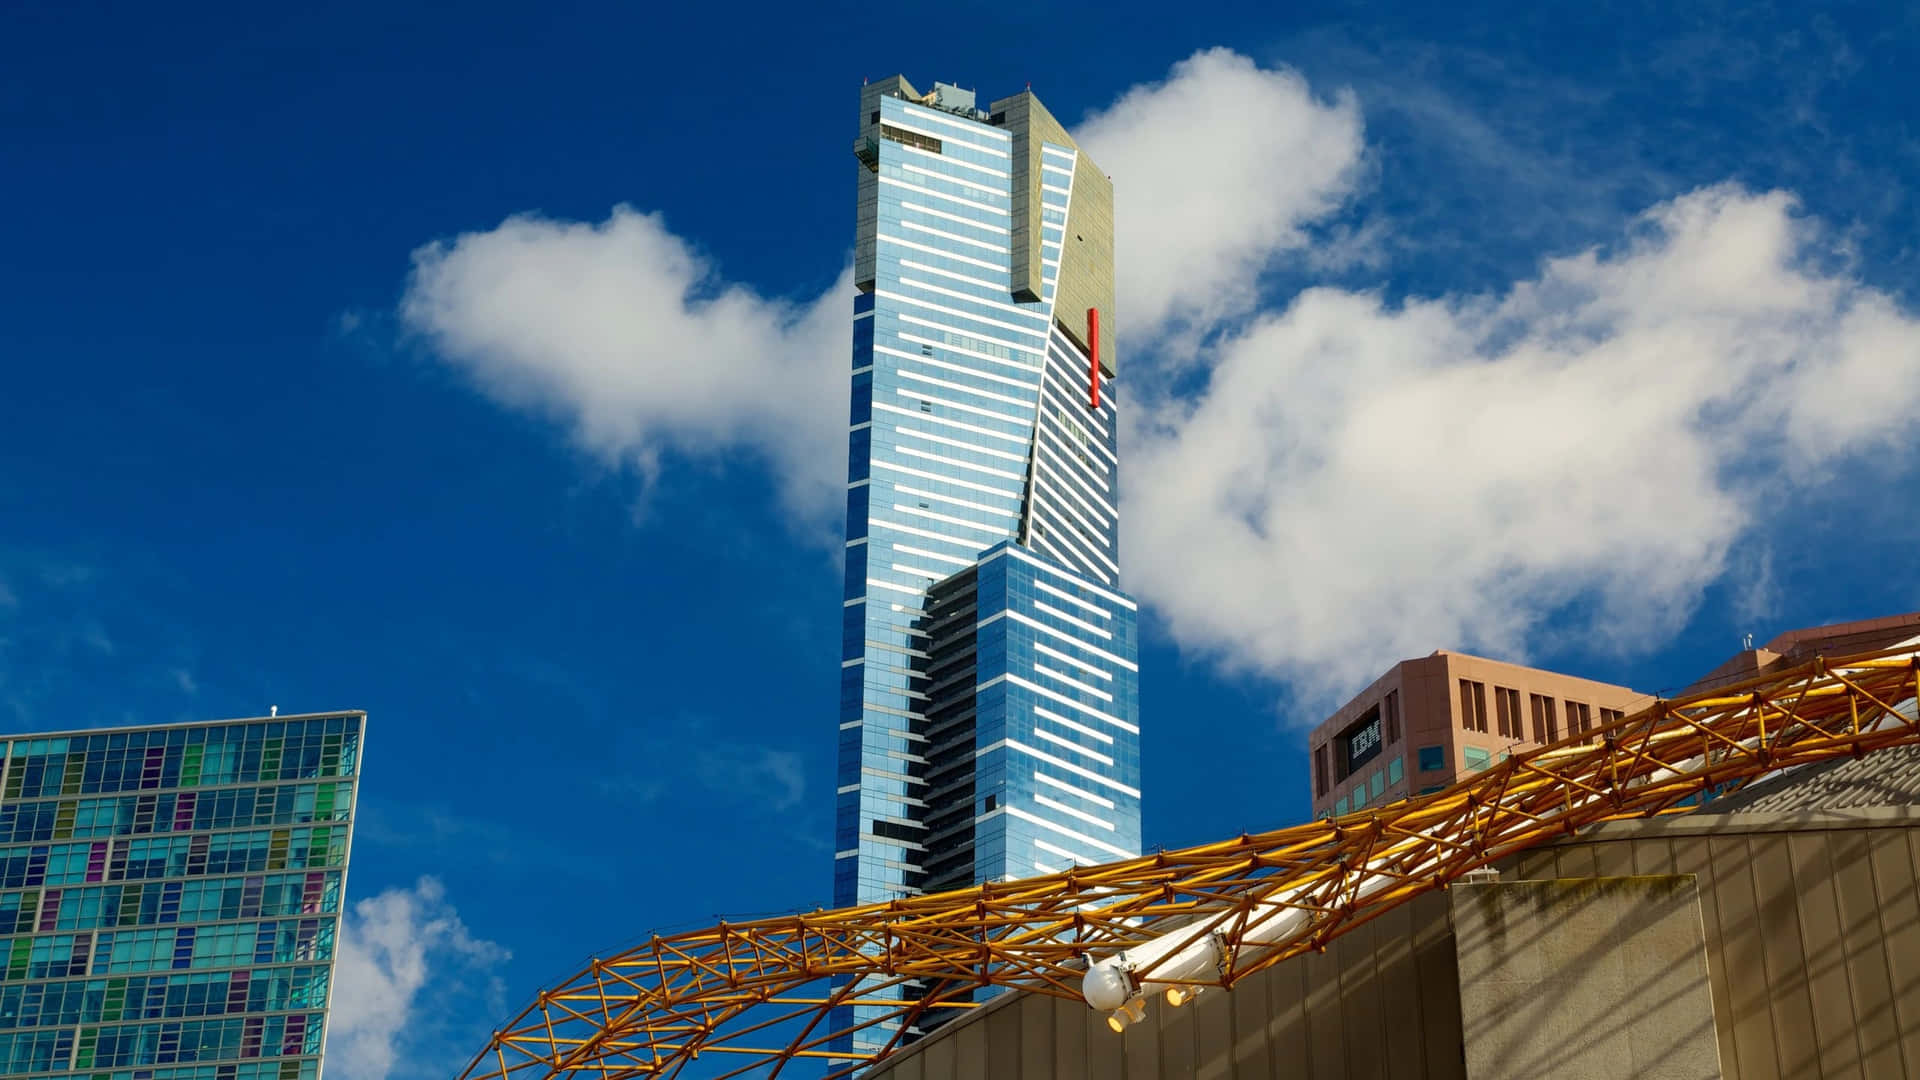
[835,78,1138,1053]
[0,713,364,1080]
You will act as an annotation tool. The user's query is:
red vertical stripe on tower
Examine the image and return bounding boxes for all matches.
[1086,307,1100,410]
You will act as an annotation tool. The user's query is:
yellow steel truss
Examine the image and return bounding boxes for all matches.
[459,648,1920,1080]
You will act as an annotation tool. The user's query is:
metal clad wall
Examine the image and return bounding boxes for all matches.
[864,892,1461,1080]
[1532,812,1920,1079]
[864,812,1918,1080]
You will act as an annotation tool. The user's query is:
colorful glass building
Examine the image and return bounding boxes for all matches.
[0,711,364,1080]
[837,75,1140,1052]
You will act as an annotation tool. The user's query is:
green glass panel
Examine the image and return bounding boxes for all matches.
[181,744,203,787]
[8,937,30,979]
[62,753,85,795]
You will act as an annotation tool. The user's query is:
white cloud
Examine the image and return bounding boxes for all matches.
[1075,48,1366,345]
[400,209,852,531]
[397,50,1359,529]
[1125,184,1920,706]
[328,877,509,1080]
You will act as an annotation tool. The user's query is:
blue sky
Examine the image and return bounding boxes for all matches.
[5,1,1918,1076]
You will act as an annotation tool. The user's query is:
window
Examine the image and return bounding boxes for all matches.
[1387,757,1403,785]
[1567,701,1593,741]
[1314,743,1331,798]
[1459,679,1488,733]
[1384,690,1401,744]
[1419,785,1447,796]
[879,123,942,154]
[1463,746,1493,772]
[1494,686,1522,739]
[1335,796,1348,815]
[1370,772,1385,799]
[1418,745,1446,771]
[1530,694,1558,743]
[1600,707,1625,727]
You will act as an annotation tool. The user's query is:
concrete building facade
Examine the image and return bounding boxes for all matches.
[1307,651,1650,819]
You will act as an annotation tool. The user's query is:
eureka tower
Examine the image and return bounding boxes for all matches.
[834,79,1141,1044]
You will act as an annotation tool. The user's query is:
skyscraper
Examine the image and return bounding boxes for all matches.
[836,75,1140,1049]
[0,712,364,1080]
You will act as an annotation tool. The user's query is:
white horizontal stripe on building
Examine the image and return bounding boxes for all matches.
[1041,162,1074,177]
[1041,144,1077,161]
[896,425,1027,462]
[890,541,980,568]
[1033,726,1113,765]
[880,291,1046,339]
[891,332,1035,374]
[1031,510,1117,581]
[1038,427,1112,486]
[873,400,1028,444]
[890,503,1015,538]
[1004,545,1138,614]
[1006,805,1135,860]
[892,386,1041,429]
[892,482,1020,520]
[1033,468,1113,532]
[1000,738,1141,798]
[895,275,1047,321]
[1034,640,1112,681]
[1033,793,1116,831]
[876,232,1004,272]
[891,562,956,581]
[1029,600,1112,641]
[894,105,1013,146]
[896,316,1041,358]
[865,578,929,597]
[896,445,1024,482]
[1033,704,1114,745]
[895,142,1009,179]
[871,519,990,550]
[901,220,1008,254]
[890,352,1039,394]
[879,175,1009,216]
[898,368,1036,409]
[1035,663,1114,703]
[1006,673,1134,734]
[872,457,1020,499]
[1033,578,1107,619]
[1035,770,1115,809]
[1032,838,1100,869]
[1041,183,1072,197]
[897,257,1009,293]
[900,200,1011,234]
[1036,460,1116,530]
[899,161,1005,197]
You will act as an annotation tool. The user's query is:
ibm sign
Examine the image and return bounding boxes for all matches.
[1346,714,1383,773]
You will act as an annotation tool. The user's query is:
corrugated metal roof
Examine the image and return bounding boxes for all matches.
[1697,741,1920,814]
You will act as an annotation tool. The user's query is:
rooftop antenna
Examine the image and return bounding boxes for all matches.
[1742,633,1755,651]
[269,705,278,717]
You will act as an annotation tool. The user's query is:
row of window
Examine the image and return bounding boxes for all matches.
[1330,755,1407,816]
[0,828,345,889]
[1459,680,1623,742]
[3,920,334,981]
[0,872,338,934]
[0,966,330,1029]
[0,1010,322,1071]
[23,1056,315,1080]
[0,783,352,844]
[4,733,358,801]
